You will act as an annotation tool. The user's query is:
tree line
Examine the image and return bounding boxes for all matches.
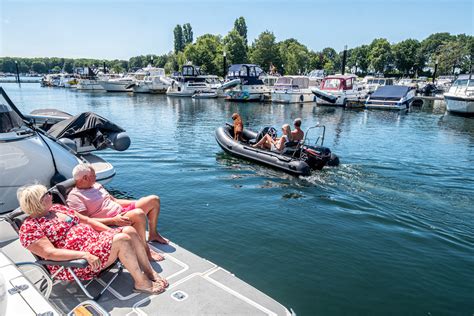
[1,17,472,77]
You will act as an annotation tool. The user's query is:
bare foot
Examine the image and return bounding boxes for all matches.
[147,248,165,262]
[149,233,169,244]
[147,272,169,288]
[133,280,166,295]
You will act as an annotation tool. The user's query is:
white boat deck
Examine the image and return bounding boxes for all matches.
[0,218,292,315]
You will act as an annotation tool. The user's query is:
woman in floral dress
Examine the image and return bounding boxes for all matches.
[17,184,168,294]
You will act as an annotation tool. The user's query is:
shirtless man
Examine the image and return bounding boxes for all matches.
[291,118,304,142]
[67,164,168,261]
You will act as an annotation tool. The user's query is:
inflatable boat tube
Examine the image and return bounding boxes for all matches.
[311,88,337,104]
[215,125,311,176]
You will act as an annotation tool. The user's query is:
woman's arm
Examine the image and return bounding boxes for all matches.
[27,237,101,270]
[275,137,285,151]
[75,211,114,232]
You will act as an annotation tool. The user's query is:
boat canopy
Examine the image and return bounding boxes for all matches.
[227,64,264,78]
[275,76,309,89]
[0,88,25,133]
[370,85,411,100]
[48,112,125,140]
[182,65,202,77]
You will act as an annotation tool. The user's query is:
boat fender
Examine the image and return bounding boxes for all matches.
[58,138,77,152]
[300,95,304,102]
[109,132,131,151]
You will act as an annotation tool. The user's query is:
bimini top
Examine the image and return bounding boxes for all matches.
[371,85,411,99]
[228,64,264,78]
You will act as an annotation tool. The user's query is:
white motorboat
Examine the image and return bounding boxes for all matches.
[0,87,130,214]
[444,74,474,116]
[132,67,170,94]
[312,75,367,106]
[225,64,272,102]
[362,76,395,94]
[166,65,209,97]
[271,76,315,103]
[99,75,135,92]
[192,90,218,99]
[365,85,416,110]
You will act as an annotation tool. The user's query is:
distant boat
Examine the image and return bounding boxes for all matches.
[443,74,474,116]
[312,75,367,106]
[192,90,218,99]
[225,64,271,102]
[271,76,315,103]
[166,64,209,97]
[131,67,170,94]
[365,85,416,110]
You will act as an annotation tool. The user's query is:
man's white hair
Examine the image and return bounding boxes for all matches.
[72,163,94,180]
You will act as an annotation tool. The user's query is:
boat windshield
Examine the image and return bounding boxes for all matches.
[453,79,474,86]
[322,78,342,89]
[0,91,25,133]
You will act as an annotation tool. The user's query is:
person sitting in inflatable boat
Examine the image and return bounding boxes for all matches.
[252,124,293,153]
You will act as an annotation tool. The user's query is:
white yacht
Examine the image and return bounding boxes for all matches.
[271,76,315,103]
[0,87,130,213]
[166,65,209,97]
[99,75,135,92]
[132,67,170,94]
[362,76,395,93]
[312,75,367,106]
[443,74,474,115]
[225,64,272,102]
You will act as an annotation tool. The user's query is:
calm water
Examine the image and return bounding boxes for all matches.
[3,83,474,315]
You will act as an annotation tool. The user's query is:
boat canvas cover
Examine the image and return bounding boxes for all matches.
[370,85,411,101]
[48,112,125,139]
[0,96,24,133]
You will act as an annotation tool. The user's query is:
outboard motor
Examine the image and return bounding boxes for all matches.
[300,145,332,170]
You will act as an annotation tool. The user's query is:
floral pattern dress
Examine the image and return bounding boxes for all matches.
[19,204,122,281]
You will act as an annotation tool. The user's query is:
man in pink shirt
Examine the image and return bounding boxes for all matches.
[67,164,167,261]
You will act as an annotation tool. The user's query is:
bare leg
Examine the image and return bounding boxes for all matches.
[135,195,168,244]
[253,134,272,149]
[121,226,166,284]
[103,233,164,292]
[126,209,164,261]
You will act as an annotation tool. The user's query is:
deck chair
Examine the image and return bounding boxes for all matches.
[4,180,123,301]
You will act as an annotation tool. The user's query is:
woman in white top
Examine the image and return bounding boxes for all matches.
[252,124,292,152]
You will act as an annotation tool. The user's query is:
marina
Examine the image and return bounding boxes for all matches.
[1,0,473,314]
[0,82,472,314]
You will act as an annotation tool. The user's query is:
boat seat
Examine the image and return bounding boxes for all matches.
[281,141,303,156]
[2,180,123,301]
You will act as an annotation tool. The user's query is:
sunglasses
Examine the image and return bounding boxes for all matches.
[40,191,52,201]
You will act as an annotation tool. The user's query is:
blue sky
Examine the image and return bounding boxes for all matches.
[0,0,472,59]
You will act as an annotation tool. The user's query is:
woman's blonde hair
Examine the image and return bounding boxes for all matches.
[282,124,292,141]
[17,184,48,216]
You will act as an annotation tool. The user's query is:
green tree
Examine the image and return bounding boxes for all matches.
[320,47,340,74]
[183,23,193,46]
[174,24,184,53]
[392,39,422,75]
[32,61,47,73]
[234,17,248,46]
[184,34,223,75]
[368,38,392,73]
[249,31,279,72]
[347,45,370,74]
[223,29,247,64]
[421,32,454,62]
[436,40,468,75]
[278,39,309,74]
[308,51,324,70]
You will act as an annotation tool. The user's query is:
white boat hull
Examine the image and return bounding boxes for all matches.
[226,85,271,102]
[0,133,114,214]
[444,94,474,114]
[76,79,105,91]
[99,81,133,92]
[316,90,366,106]
[271,91,315,103]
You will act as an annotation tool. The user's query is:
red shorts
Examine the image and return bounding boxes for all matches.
[121,202,136,213]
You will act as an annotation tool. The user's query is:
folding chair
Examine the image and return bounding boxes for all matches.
[3,180,123,301]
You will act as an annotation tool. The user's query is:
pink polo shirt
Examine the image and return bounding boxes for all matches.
[67,183,123,218]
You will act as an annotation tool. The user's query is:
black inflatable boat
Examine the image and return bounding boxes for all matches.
[215,124,339,176]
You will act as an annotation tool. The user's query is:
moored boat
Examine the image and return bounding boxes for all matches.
[312,75,367,106]
[365,85,416,110]
[443,74,474,116]
[271,76,315,103]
